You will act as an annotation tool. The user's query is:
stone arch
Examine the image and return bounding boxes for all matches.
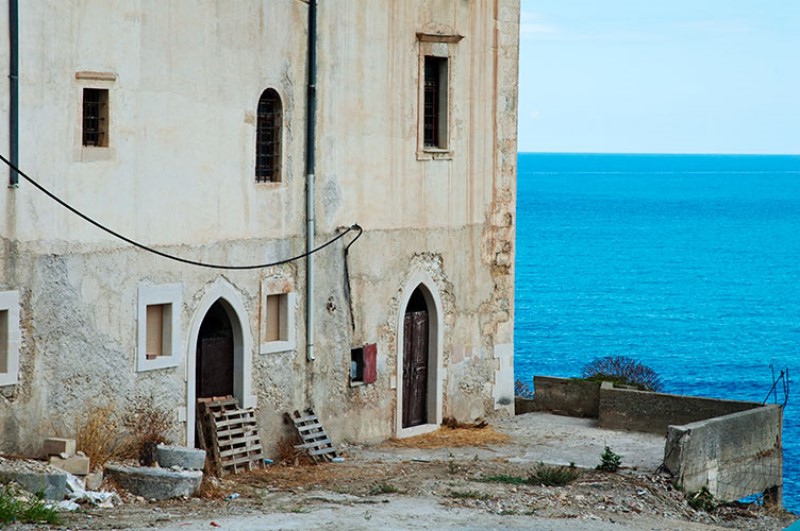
[185,278,253,446]
[395,270,444,438]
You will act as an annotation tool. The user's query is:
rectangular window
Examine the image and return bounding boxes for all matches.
[145,304,171,359]
[137,284,182,372]
[350,343,377,386]
[82,88,109,147]
[0,291,20,387]
[260,288,296,354]
[423,56,448,149]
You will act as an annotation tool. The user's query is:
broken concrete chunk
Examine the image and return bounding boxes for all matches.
[156,445,206,471]
[49,455,90,476]
[42,437,76,458]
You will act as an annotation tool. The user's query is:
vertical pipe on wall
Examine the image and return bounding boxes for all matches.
[305,0,317,362]
[8,0,19,187]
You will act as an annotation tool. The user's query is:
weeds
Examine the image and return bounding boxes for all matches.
[514,379,535,399]
[0,485,61,525]
[447,452,458,475]
[448,490,491,500]
[687,487,716,511]
[76,401,127,471]
[368,483,399,495]
[121,394,175,465]
[597,446,623,472]
[483,463,581,487]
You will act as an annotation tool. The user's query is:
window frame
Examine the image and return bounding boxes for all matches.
[0,291,20,387]
[82,87,109,148]
[255,88,283,183]
[416,33,462,160]
[259,286,296,354]
[136,283,182,372]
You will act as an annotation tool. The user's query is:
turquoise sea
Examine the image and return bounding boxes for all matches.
[514,153,800,510]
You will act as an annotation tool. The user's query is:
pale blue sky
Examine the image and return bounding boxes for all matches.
[518,1,800,154]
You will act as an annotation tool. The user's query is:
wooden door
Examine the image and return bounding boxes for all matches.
[196,336,234,399]
[403,310,429,428]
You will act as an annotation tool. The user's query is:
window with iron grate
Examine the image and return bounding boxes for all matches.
[82,88,108,147]
[423,56,448,149]
[255,89,282,183]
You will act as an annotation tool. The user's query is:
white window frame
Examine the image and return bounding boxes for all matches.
[0,291,21,387]
[259,290,296,354]
[137,283,182,372]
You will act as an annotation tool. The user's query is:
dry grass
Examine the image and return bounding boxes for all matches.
[120,395,175,463]
[76,402,129,471]
[274,436,315,466]
[383,425,510,449]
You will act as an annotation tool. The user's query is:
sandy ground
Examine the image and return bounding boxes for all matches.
[8,413,797,530]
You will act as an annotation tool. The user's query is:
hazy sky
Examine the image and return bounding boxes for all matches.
[518,1,800,154]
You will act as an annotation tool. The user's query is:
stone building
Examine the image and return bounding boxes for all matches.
[0,1,519,454]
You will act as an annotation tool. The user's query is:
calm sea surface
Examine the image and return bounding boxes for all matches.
[514,153,800,510]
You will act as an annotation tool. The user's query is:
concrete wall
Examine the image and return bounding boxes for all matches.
[0,1,520,454]
[664,406,783,504]
[597,382,760,435]
[532,376,600,417]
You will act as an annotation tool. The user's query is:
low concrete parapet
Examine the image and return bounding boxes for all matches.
[664,405,783,505]
[532,376,600,418]
[597,382,760,434]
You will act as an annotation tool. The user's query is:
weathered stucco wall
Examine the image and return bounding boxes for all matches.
[598,383,760,434]
[532,376,600,417]
[0,1,519,454]
[664,406,783,504]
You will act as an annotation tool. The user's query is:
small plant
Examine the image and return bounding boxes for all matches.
[76,401,128,470]
[529,463,581,487]
[368,483,399,495]
[0,484,61,525]
[121,394,176,465]
[514,379,535,399]
[449,490,491,500]
[447,452,458,475]
[582,356,663,392]
[597,446,622,472]
[687,487,716,511]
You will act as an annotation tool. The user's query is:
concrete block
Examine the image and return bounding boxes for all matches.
[104,464,202,500]
[49,455,90,476]
[42,437,76,457]
[0,470,67,500]
[85,471,103,491]
[156,445,206,471]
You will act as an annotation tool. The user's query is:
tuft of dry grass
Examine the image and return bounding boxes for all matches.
[120,395,175,464]
[76,401,129,471]
[275,436,315,466]
[383,425,510,449]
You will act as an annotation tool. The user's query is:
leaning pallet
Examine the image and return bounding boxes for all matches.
[197,396,266,476]
[285,409,338,463]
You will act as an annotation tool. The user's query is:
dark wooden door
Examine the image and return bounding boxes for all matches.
[196,336,234,399]
[403,310,429,428]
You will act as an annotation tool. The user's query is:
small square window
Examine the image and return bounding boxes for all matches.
[350,343,377,386]
[0,291,20,387]
[82,88,109,147]
[137,284,182,372]
[260,290,296,354]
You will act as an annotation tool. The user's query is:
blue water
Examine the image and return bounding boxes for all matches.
[514,152,800,510]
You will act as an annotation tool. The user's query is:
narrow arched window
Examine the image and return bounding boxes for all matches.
[255,89,282,182]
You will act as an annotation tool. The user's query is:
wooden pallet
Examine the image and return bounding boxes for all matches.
[197,396,265,476]
[285,409,338,463]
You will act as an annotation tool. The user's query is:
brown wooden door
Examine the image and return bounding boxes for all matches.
[403,310,429,428]
[196,337,233,399]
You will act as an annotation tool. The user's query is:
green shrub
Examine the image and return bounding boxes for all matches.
[514,379,535,399]
[596,446,622,472]
[687,487,716,511]
[483,463,581,487]
[582,356,663,391]
[0,485,61,525]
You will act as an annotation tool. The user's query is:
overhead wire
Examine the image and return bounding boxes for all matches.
[0,153,361,270]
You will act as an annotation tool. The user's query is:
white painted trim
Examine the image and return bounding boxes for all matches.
[136,283,182,372]
[395,270,444,438]
[0,291,21,387]
[185,278,254,447]
[259,291,297,354]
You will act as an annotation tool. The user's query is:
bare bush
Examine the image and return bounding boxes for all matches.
[76,401,128,471]
[582,356,663,392]
[121,394,175,465]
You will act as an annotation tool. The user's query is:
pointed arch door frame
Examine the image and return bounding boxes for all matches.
[395,270,444,438]
[185,279,254,447]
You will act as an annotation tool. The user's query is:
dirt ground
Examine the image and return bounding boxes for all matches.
[8,413,798,530]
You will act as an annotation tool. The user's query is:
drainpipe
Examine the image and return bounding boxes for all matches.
[8,0,19,187]
[305,0,317,362]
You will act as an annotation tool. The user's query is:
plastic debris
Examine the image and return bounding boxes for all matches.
[331,457,345,463]
[225,493,240,500]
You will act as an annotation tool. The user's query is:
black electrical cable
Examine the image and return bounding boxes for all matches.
[0,153,361,270]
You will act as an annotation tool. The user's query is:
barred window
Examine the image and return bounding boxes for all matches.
[255,89,282,183]
[82,88,108,147]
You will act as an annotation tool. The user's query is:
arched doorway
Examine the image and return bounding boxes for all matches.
[196,300,234,400]
[402,288,429,428]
